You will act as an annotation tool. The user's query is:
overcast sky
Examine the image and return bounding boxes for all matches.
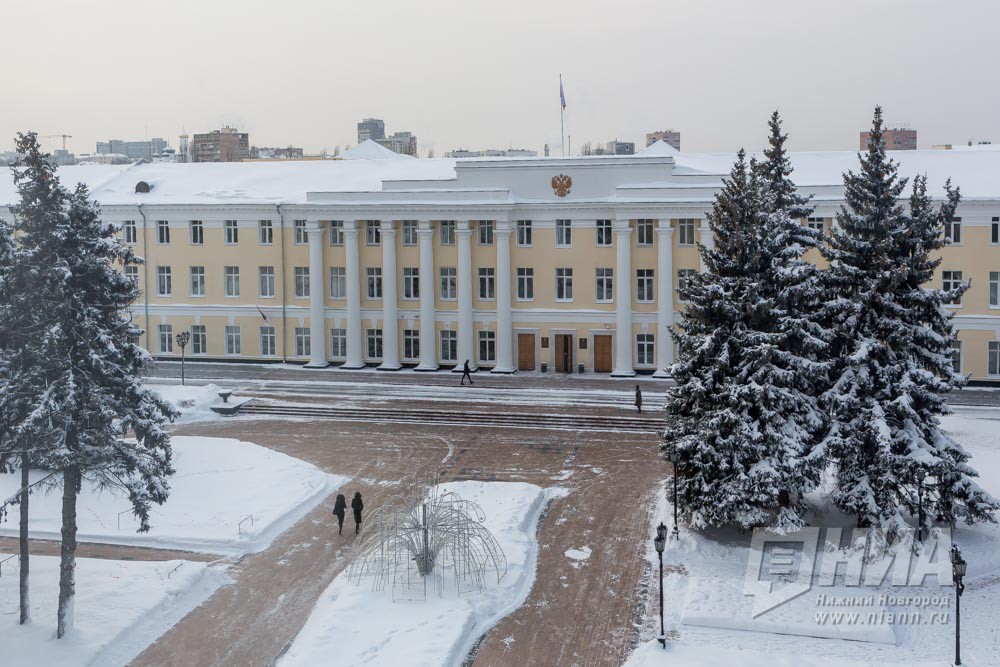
[5,0,999,157]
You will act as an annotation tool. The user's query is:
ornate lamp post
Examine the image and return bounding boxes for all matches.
[668,449,680,539]
[916,468,926,544]
[175,331,190,386]
[950,545,967,666]
[654,522,668,650]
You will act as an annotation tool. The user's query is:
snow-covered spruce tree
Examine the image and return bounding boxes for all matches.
[4,133,177,637]
[757,110,814,221]
[820,108,998,532]
[663,149,828,530]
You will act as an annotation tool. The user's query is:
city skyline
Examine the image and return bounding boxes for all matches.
[4,0,1000,157]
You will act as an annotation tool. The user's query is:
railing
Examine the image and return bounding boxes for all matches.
[238,514,254,536]
[166,562,185,579]
[0,554,16,578]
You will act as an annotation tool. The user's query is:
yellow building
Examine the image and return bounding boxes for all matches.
[3,141,999,382]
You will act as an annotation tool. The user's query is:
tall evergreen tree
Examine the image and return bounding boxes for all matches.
[2,133,177,637]
[820,108,998,531]
[757,110,814,220]
[663,148,829,530]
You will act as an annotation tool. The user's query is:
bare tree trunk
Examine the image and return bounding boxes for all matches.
[19,449,29,624]
[56,464,79,639]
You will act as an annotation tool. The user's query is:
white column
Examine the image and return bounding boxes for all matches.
[612,219,635,377]
[455,221,476,371]
[342,221,364,369]
[699,220,714,273]
[305,223,328,368]
[653,222,675,378]
[416,221,438,371]
[378,221,401,370]
[492,221,514,373]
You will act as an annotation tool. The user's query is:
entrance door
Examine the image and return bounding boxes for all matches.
[517,334,536,371]
[594,335,612,373]
[555,334,573,373]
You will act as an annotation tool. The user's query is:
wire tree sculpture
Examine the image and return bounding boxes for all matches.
[348,476,508,602]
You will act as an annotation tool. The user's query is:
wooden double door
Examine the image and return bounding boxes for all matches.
[593,335,612,373]
[517,333,535,371]
[554,334,573,373]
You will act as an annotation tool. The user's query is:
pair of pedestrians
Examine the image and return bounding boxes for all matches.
[332,491,363,535]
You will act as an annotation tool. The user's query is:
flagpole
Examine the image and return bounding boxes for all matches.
[560,73,565,157]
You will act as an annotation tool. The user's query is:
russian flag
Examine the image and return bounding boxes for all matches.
[560,76,566,110]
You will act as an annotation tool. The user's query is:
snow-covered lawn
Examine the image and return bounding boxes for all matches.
[279,481,564,667]
[0,554,228,667]
[627,411,1000,666]
[0,436,348,555]
[146,382,225,423]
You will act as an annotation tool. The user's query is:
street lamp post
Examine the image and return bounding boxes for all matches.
[175,331,190,386]
[916,468,926,544]
[654,522,667,650]
[951,545,967,666]
[668,449,680,539]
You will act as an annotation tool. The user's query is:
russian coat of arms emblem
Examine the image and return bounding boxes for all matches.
[551,174,572,197]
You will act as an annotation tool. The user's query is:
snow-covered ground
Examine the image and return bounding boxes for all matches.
[0,436,348,555]
[279,481,565,667]
[0,554,228,667]
[146,383,225,423]
[627,411,1000,666]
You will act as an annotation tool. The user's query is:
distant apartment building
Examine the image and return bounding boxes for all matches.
[192,127,250,163]
[357,118,386,144]
[606,140,635,156]
[376,131,418,157]
[861,127,916,150]
[52,149,77,166]
[646,130,681,150]
[96,139,154,162]
[445,148,538,158]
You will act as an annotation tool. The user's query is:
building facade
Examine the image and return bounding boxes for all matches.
[97,139,154,162]
[4,145,999,382]
[357,118,386,144]
[646,130,681,151]
[376,131,418,157]
[861,127,916,150]
[192,127,250,162]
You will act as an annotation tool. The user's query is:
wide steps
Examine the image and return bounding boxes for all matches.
[238,401,660,433]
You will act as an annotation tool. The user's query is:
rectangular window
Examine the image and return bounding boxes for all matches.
[402,220,418,246]
[517,268,534,301]
[329,220,344,246]
[158,324,173,354]
[556,268,573,301]
[944,216,961,244]
[295,327,311,357]
[156,220,170,244]
[224,266,240,297]
[440,267,457,300]
[330,328,347,358]
[189,220,204,245]
[992,217,999,245]
[123,220,137,244]
[225,326,242,355]
[259,326,276,357]
[556,219,572,246]
[440,220,456,246]
[294,220,307,245]
[478,331,496,363]
[637,269,654,302]
[636,334,655,365]
[367,267,383,299]
[516,220,532,246]
[156,266,172,296]
[637,219,654,246]
[952,340,962,374]
[478,268,495,300]
[224,219,239,245]
[596,268,614,302]
[366,328,383,359]
[190,266,205,297]
[403,329,420,360]
[990,271,1000,307]
[942,270,963,305]
[478,220,494,246]
[989,341,1000,375]
[403,267,419,299]
[596,219,612,247]
[440,330,457,362]
[366,220,381,246]
[259,220,273,245]
[678,219,696,246]
[329,267,346,299]
[124,265,139,284]
[294,267,310,298]
[259,266,275,298]
[806,217,825,232]
[190,325,207,355]
[677,269,697,301]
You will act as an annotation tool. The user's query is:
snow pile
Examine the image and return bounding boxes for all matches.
[280,482,564,667]
[0,554,227,667]
[0,436,348,555]
[147,382,224,423]
[565,546,592,567]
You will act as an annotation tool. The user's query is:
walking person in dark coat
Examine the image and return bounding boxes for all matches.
[635,385,642,414]
[332,493,347,535]
[351,491,364,534]
[461,359,474,385]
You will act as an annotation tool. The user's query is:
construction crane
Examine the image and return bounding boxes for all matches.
[41,134,72,151]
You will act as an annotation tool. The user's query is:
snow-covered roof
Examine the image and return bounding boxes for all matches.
[636,140,680,157]
[338,139,413,161]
